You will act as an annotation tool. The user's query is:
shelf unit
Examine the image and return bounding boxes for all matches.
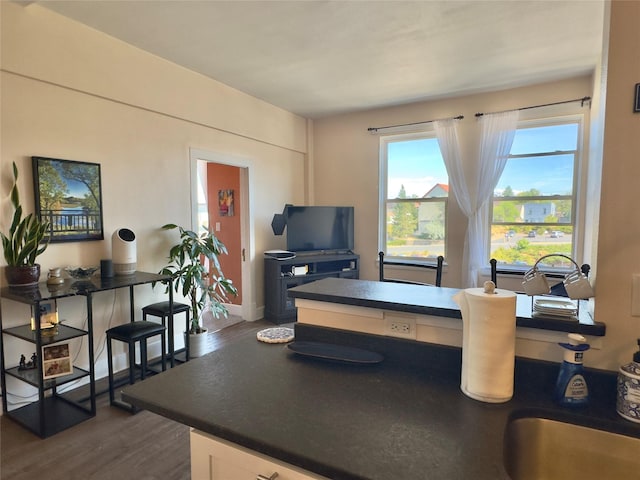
[0,271,172,438]
[0,295,96,438]
[264,252,359,324]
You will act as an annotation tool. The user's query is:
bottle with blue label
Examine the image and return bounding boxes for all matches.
[554,333,590,406]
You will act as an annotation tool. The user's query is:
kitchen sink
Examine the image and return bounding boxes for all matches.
[504,416,640,480]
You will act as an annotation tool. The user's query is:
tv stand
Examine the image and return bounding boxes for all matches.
[264,252,359,324]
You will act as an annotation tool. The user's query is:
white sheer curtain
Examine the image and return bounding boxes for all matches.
[464,110,519,287]
[434,116,470,228]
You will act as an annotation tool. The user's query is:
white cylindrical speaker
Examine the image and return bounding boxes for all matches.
[112,228,136,275]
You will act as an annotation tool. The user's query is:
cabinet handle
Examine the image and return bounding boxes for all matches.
[256,473,278,480]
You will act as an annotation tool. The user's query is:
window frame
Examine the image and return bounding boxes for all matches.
[488,114,587,270]
[378,129,448,264]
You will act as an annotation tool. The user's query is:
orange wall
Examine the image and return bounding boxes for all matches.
[207,164,242,305]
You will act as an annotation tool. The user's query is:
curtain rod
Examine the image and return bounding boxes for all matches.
[368,114,464,133]
[475,96,591,118]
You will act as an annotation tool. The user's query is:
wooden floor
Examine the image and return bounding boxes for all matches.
[0,319,275,480]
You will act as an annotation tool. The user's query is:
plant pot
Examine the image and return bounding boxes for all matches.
[187,329,209,358]
[5,264,41,287]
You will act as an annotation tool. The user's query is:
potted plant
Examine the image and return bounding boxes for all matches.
[1,162,50,286]
[159,223,237,357]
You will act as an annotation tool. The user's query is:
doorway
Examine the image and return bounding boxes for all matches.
[190,148,254,321]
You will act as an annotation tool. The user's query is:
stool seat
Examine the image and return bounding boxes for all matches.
[106,321,166,341]
[142,301,190,316]
[106,320,166,413]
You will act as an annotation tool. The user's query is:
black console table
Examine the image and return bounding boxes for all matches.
[0,271,172,438]
[264,252,359,323]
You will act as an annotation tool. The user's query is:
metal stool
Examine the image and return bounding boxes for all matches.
[106,321,166,412]
[142,301,190,366]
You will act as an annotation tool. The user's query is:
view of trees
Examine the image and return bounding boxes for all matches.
[385,183,573,264]
[493,186,572,224]
[390,185,418,239]
[35,159,103,240]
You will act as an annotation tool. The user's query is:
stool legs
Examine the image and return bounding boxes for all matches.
[129,341,136,384]
[106,331,167,413]
[143,308,190,367]
[107,336,115,406]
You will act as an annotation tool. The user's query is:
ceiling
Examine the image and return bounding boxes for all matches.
[37,0,605,119]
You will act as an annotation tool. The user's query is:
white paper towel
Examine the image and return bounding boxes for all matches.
[453,286,517,403]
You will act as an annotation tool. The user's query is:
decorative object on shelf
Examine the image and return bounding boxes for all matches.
[159,224,237,358]
[65,266,99,280]
[112,228,136,275]
[18,353,37,371]
[65,266,99,292]
[1,161,50,286]
[32,156,104,243]
[31,300,59,331]
[46,267,64,285]
[257,327,294,344]
[42,343,73,380]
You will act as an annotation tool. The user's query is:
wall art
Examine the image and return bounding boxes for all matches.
[32,156,104,242]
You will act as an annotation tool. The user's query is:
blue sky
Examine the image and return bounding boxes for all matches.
[387,123,578,198]
[65,179,89,198]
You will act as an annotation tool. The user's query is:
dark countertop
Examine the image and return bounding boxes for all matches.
[122,324,636,480]
[288,277,605,336]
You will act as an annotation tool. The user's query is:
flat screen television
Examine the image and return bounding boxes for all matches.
[286,206,354,253]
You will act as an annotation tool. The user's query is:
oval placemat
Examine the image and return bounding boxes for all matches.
[257,327,295,344]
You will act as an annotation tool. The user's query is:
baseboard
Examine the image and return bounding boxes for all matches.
[225,303,242,317]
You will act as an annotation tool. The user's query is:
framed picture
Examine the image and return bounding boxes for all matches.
[42,343,73,380]
[635,83,640,113]
[218,189,234,217]
[32,156,104,243]
[31,300,59,330]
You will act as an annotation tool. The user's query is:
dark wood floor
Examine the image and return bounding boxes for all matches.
[0,319,275,480]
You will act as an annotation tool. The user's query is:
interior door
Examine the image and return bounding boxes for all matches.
[190,148,253,320]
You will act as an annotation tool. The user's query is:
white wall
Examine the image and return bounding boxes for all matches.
[312,1,640,372]
[313,76,594,287]
[0,2,307,388]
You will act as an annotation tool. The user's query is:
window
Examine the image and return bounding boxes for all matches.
[490,119,582,268]
[379,131,447,260]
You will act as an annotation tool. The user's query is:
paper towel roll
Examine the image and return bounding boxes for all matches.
[453,286,517,403]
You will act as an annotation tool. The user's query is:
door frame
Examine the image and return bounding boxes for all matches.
[189,147,255,321]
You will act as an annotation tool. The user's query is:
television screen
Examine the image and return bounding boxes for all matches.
[286,206,354,253]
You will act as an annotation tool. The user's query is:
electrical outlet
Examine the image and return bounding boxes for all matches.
[390,321,411,334]
[385,314,416,339]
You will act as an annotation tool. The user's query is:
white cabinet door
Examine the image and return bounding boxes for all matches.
[191,429,328,480]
